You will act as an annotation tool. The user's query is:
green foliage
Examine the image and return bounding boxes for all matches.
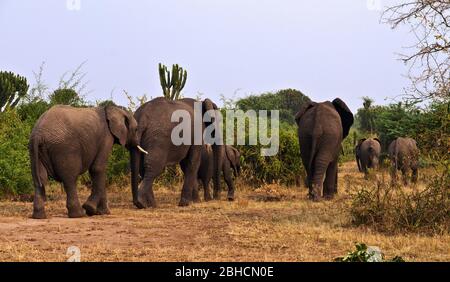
[0,71,29,112]
[106,145,130,187]
[49,88,84,106]
[0,110,33,196]
[237,123,304,186]
[158,63,187,100]
[347,171,450,234]
[334,243,405,262]
[236,89,310,125]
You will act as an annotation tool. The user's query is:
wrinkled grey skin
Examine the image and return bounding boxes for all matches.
[355,138,381,178]
[194,144,241,201]
[295,98,354,201]
[388,137,419,185]
[130,97,224,208]
[29,105,139,219]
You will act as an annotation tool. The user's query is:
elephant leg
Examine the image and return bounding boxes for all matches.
[309,157,328,202]
[401,167,409,186]
[192,179,201,203]
[83,166,109,216]
[411,167,418,184]
[136,153,166,209]
[179,147,201,207]
[202,178,212,201]
[222,160,235,201]
[32,164,48,219]
[323,160,338,199]
[63,178,84,218]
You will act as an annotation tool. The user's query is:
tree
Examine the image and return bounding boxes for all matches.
[49,88,84,106]
[0,71,29,112]
[356,97,376,134]
[236,89,311,124]
[382,1,449,102]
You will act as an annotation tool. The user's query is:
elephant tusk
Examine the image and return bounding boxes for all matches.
[137,145,148,155]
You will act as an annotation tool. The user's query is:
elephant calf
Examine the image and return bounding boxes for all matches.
[29,105,145,219]
[355,138,381,178]
[388,137,419,185]
[295,98,354,201]
[195,145,241,201]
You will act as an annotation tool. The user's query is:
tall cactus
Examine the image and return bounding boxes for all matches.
[158,63,187,100]
[0,71,29,112]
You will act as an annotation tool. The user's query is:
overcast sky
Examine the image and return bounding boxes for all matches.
[0,0,413,112]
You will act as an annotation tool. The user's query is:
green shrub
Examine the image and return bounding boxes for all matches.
[0,110,33,196]
[238,123,304,186]
[334,243,405,262]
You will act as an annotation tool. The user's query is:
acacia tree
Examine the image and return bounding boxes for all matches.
[382,1,449,102]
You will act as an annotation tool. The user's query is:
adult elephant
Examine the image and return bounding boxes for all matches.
[388,137,419,185]
[195,144,241,201]
[130,97,224,208]
[295,98,354,201]
[355,138,381,178]
[29,105,144,219]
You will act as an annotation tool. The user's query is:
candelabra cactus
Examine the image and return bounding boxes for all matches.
[0,71,29,112]
[158,63,187,100]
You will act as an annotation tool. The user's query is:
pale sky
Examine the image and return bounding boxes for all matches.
[0,0,413,112]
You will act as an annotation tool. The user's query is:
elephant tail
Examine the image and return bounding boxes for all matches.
[308,126,321,175]
[29,136,43,190]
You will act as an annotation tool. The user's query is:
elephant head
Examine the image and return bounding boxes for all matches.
[105,106,143,150]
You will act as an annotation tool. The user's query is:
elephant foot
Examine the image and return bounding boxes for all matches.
[32,209,47,219]
[135,189,156,209]
[227,192,235,201]
[178,198,191,207]
[82,202,98,216]
[323,194,335,200]
[96,205,111,215]
[204,194,213,202]
[67,207,85,218]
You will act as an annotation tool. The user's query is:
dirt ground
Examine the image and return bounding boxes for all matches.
[0,162,449,262]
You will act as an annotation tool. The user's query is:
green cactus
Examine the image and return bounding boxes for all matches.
[158,63,187,100]
[0,71,29,112]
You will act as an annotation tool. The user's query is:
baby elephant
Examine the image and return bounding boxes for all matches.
[388,137,419,186]
[29,105,146,219]
[355,138,381,178]
[195,145,241,201]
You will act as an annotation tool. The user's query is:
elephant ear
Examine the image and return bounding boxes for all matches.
[294,101,315,124]
[105,106,128,146]
[332,98,354,139]
[357,138,366,147]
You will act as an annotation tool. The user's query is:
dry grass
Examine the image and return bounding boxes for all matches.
[0,162,448,262]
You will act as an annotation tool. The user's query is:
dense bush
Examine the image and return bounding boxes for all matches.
[0,110,33,196]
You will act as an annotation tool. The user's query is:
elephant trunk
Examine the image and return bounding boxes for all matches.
[130,147,140,205]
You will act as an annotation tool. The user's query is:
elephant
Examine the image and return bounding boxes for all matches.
[355,138,381,178]
[388,137,419,185]
[194,144,241,201]
[130,97,225,209]
[295,98,354,201]
[29,105,145,219]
